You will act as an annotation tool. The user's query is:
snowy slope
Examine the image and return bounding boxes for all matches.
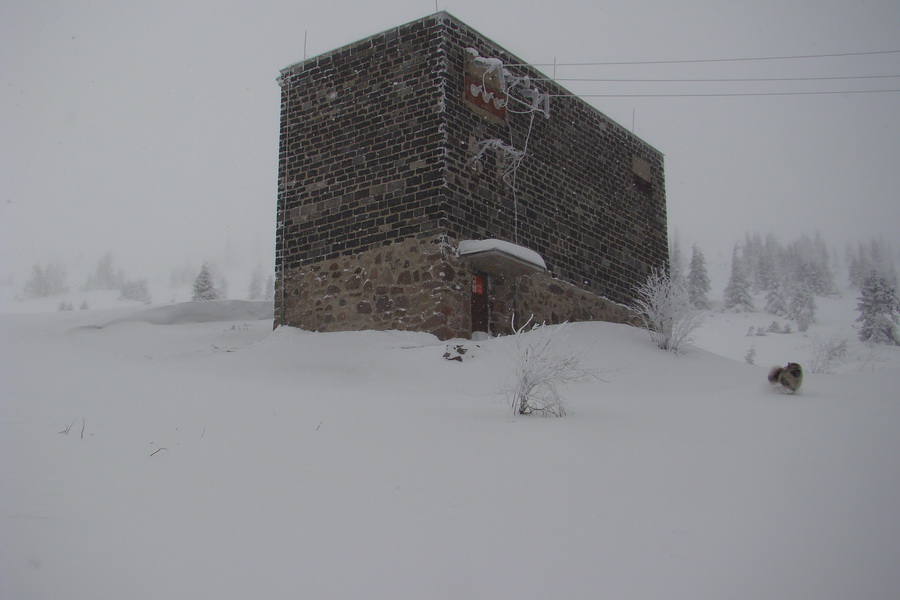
[2,297,899,600]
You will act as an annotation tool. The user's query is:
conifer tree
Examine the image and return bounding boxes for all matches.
[85,252,125,291]
[22,262,69,298]
[120,279,152,303]
[856,271,900,345]
[687,244,710,309]
[765,281,789,316]
[723,245,754,311]
[247,265,264,300]
[755,251,778,292]
[787,281,816,332]
[192,263,220,301]
[847,246,868,289]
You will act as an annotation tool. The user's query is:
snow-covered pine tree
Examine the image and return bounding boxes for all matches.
[264,275,275,301]
[783,234,836,296]
[765,280,789,316]
[787,281,816,332]
[217,276,229,299]
[22,264,48,298]
[743,232,763,291]
[755,251,779,292]
[687,244,710,309]
[856,271,900,345]
[22,262,69,298]
[847,238,896,289]
[192,263,220,301]
[120,279,152,303]
[847,244,868,289]
[84,252,125,291]
[723,245,754,311]
[247,264,264,300]
[762,233,783,286]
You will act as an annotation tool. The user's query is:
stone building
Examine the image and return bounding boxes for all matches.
[275,12,667,340]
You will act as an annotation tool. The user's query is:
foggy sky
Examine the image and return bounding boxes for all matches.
[3,0,899,284]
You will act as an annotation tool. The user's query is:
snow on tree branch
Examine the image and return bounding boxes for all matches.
[631,269,703,354]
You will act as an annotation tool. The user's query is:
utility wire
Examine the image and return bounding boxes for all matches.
[509,49,900,68]
[500,50,900,99]
[541,74,900,83]
[550,89,900,98]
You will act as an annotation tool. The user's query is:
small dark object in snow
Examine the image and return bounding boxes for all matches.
[443,344,468,362]
[443,343,481,362]
[768,362,803,393]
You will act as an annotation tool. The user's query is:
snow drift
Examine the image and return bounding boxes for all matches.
[1,299,899,600]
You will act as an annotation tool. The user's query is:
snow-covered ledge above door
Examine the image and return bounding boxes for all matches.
[457,239,547,278]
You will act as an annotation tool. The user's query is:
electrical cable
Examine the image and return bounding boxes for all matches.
[508,49,900,68]
[549,89,900,98]
[540,74,900,83]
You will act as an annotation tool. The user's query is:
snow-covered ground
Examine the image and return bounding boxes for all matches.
[2,287,899,599]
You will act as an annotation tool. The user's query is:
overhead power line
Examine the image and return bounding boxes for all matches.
[544,74,900,84]
[550,89,900,98]
[509,49,900,68]
[497,50,900,99]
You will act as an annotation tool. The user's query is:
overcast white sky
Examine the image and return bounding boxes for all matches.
[2,0,899,283]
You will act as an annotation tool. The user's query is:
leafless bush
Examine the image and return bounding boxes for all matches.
[504,319,597,417]
[808,337,848,374]
[631,269,704,354]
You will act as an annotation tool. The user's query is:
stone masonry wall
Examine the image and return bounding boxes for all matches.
[279,236,470,341]
[275,13,667,338]
[278,234,636,340]
[439,17,668,306]
[487,272,637,336]
[275,15,448,320]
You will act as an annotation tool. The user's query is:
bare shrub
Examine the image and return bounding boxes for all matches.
[631,269,703,354]
[504,319,597,417]
[808,337,848,374]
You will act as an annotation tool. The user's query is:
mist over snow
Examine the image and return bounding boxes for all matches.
[2,260,899,599]
[3,0,900,288]
[3,1,900,595]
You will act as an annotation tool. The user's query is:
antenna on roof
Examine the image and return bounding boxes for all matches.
[304,31,308,60]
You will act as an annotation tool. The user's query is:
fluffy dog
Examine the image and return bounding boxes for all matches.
[768,362,803,393]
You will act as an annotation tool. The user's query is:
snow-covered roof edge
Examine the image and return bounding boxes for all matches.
[458,239,547,270]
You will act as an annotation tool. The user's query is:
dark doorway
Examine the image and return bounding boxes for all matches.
[471,272,489,336]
